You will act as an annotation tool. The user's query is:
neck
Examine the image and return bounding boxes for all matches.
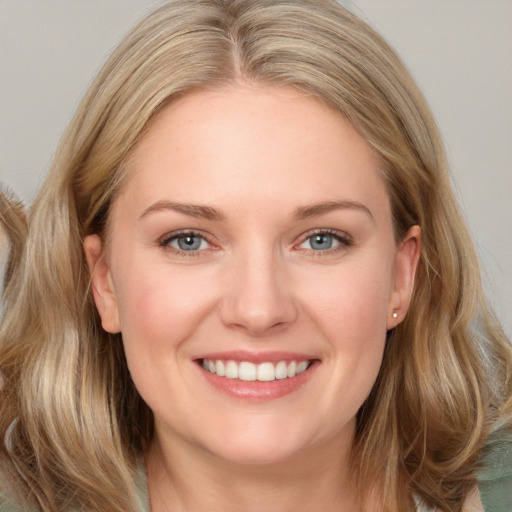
[145,429,361,512]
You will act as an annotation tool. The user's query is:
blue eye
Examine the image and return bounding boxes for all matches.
[174,234,204,251]
[298,231,351,252]
[161,232,210,252]
[308,233,335,250]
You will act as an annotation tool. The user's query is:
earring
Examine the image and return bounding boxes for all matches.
[392,312,398,319]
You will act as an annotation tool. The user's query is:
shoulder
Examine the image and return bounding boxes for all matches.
[477,431,512,512]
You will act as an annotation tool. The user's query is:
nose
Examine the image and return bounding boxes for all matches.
[220,251,298,337]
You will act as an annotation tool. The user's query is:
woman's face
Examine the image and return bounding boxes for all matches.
[86,85,419,465]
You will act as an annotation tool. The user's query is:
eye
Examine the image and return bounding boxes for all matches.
[297,230,352,252]
[160,231,211,253]
[305,233,336,251]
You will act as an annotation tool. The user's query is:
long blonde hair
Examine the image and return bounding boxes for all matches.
[1,1,511,510]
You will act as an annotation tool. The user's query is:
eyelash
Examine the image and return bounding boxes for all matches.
[158,230,215,256]
[296,229,353,255]
[158,229,353,256]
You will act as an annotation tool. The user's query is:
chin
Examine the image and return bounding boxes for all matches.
[194,419,321,467]
[206,440,303,467]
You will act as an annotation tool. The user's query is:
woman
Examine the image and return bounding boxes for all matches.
[1,0,511,510]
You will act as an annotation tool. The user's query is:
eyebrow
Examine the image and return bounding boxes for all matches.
[139,200,226,221]
[292,200,374,222]
[139,199,373,223]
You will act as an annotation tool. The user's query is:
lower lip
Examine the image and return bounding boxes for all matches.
[197,361,319,401]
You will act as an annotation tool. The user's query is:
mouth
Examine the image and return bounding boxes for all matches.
[195,353,319,400]
[201,358,312,382]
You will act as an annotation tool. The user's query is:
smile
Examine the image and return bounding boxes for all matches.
[201,359,312,382]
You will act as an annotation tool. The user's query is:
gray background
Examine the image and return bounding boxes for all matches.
[0,0,511,337]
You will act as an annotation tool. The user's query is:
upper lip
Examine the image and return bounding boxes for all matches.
[196,350,317,364]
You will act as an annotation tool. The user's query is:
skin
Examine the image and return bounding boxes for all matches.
[85,85,422,511]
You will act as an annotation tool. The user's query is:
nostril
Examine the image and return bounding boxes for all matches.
[220,293,299,336]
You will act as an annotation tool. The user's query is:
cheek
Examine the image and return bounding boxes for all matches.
[113,260,220,361]
[296,256,392,406]
[299,256,393,341]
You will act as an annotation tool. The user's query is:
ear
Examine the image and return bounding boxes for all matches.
[84,234,121,333]
[387,225,421,330]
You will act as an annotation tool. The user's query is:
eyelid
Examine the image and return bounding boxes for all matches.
[158,229,217,254]
[294,228,353,252]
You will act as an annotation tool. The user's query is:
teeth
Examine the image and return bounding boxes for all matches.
[275,361,288,380]
[201,359,311,381]
[257,362,275,382]
[225,360,239,379]
[297,361,308,374]
[239,362,257,381]
[215,360,225,377]
[287,361,297,378]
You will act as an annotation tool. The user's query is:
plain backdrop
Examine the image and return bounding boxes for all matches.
[0,0,511,337]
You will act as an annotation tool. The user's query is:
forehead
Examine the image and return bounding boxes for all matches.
[115,85,389,220]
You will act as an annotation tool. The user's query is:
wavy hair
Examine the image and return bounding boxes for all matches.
[1,1,511,510]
